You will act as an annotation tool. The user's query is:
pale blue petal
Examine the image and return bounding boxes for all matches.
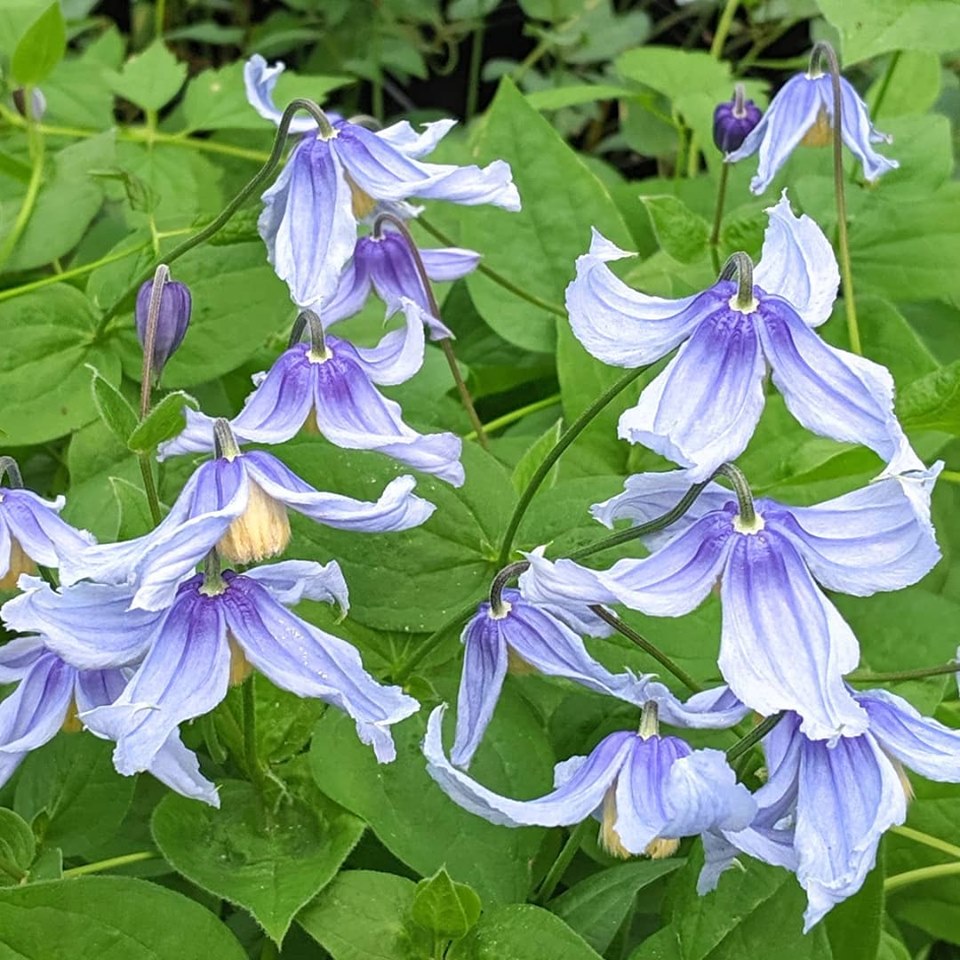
[0,634,46,681]
[420,246,481,282]
[656,684,750,730]
[424,704,632,826]
[0,489,93,573]
[753,191,839,328]
[157,407,218,459]
[719,532,867,740]
[565,229,709,366]
[241,559,349,612]
[376,118,457,158]
[836,76,898,182]
[223,575,418,762]
[617,308,767,482]
[146,733,220,807]
[243,54,317,133]
[518,547,622,610]
[351,299,426,386]
[318,256,372,327]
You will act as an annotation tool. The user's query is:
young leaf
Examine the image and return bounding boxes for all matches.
[89,365,138,446]
[512,418,563,496]
[0,808,36,885]
[640,195,710,265]
[110,476,155,538]
[11,1,66,86]
[412,867,482,940]
[108,40,187,112]
[127,390,199,453]
[897,360,960,435]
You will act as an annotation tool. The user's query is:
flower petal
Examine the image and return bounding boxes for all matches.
[617,309,767,481]
[753,191,839,328]
[0,489,94,574]
[420,246,481,282]
[656,683,750,730]
[0,652,74,765]
[376,119,457,158]
[348,299,426,386]
[836,76,898,182]
[243,54,317,133]
[240,559,349,612]
[318,256,372,327]
[0,633,47,681]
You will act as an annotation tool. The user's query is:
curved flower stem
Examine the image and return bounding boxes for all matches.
[870,51,902,119]
[417,217,567,318]
[715,463,756,526]
[726,713,782,761]
[63,851,158,878]
[709,0,741,58]
[94,98,329,336]
[847,662,960,683]
[464,393,561,441]
[496,365,649,567]
[891,825,960,861]
[533,819,593,905]
[489,561,530,613]
[138,456,163,527]
[709,163,730,274]
[0,89,45,270]
[885,862,960,894]
[811,41,861,356]
[589,605,702,694]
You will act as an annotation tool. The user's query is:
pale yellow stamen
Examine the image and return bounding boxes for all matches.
[0,537,36,589]
[645,837,681,860]
[346,173,378,219]
[227,634,254,687]
[506,646,537,676]
[599,786,632,859]
[801,106,833,148]
[61,699,83,734]
[217,481,291,564]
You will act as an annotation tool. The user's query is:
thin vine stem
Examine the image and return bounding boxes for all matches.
[533,819,593,904]
[726,713,782,760]
[463,393,561,441]
[63,851,158,878]
[885,862,960,893]
[891,825,960,862]
[847,662,960,683]
[709,162,730,274]
[709,0,741,58]
[0,90,45,269]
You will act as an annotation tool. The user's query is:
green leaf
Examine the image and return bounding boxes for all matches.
[310,687,553,904]
[151,780,363,944]
[11,1,65,86]
[412,867,482,940]
[549,860,684,954]
[0,809,36,885]
[512,418,562,495]
[89,366,138,445]
[898,360,960,435]
[14,734,137,859]
[0,285,122,446]
[825,844,884,960]
[298,870,435,960]
[616,46,731,105]
[108,39,187,112]
[448,904,603,959]
[0,876,247,958]
[127,390,199,452]
[525,83,634,111]
[640,195,710,264]
[462,76,632,352]
[110,476,155,539]
[877,931,912,960]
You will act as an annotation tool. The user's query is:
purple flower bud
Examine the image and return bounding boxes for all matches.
[12,87,46,121]
[135,278,192,375]
[713,84,762,154]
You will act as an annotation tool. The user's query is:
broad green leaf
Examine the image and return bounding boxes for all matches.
[549,860,684,954]
[825,845,884,960]
[512,418,562,495]
[462,76,632,352]
[0,876,247,958]
[298,870,435,960]
[640,195,710,264]
[898,360,960,435]
[10,1,65,86]
[89,367,138,445]
[616,47,731,105]
[14,734,137,860]
[127,390,199,452]
[412,867,482,940]
[0,285,121,446]
[877,931,912,960]
[867,51,942,117]
[284,441,514,633]
[310,686,553,904]
[109,39,187,112]
[448,904,603,959]
[526,83,634,111]
[814,0,960,62]
[110,476,155,539]
[0,809,36,885]
[152,780,364,944]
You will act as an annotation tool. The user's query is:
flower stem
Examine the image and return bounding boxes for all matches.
[716,462,756,526]
[496,365,648,567]
[0,89,45,270]
[939,470,960,486]
[138,454,163,526]
[464,393,561,442]
[885,862,960,893]
[439,338,489,450]
[63,851,157,878]
[726,713,782,760]
[466,18,485,122]
[870,50,902,118]
[533,819,593,904]
[847,662,960,683]
[891,825,960,861]
[417,217,567,318]
[709,163,730,274]
[709,0,741,58]
[589,605,702,694]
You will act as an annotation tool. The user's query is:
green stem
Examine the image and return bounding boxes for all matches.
[726,713,782,761]
[891,825,960,861]
[155,0,166,37]
[590,605,702,693]
[534,819,593,904]
[243,675,269,824]
[439,337,488,449]
[496,365,648,567]
[847,662,960,683]
[0,91,45,269]
[418,218,566,318]
[464,393,561,441]
[939,469,960,486]
[709,0,741,58]
[870,50,902,118]
[466,17,484,122]
[885,862,960,893]
[63,851,157,878]
[0,857,26,882]
[138,454,163,526]
[709,163,730,274]
[395,597,482,682]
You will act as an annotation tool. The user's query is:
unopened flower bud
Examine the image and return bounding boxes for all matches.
[12,87,46,121]
[136,277,192,376]
[713,85,762,154]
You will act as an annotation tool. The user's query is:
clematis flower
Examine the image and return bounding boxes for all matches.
[58,423,435,611]
[136,276,192,377]
[244,54,520,309]
[519,464,942,741]
[566,193,912,481]
[452,586,748,768]
[0,458,93,589]
[321,229,480,340]
[726,67,897,194]
[713,84,762,154]
[160,301,464,486]
[425,702,755,859]
[0,633,216,805]
[699,691,960,929]
[6,561,419,775]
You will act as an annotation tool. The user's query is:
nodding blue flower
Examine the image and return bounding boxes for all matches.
[136,277,192,376]
[322,229,480,341]
[57,428,435,611]
[0,632,217,805]
[699,691,960,930]
[726,69,898,194]
[519,463,942,742]
[713,85,762,154]
[159,300,465,487]
[0,460,93,589]
[6,561,419,776]
[244,54,520,310]
[567,193,912,481]
[452,586,748,769]
[425,702,755,859]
